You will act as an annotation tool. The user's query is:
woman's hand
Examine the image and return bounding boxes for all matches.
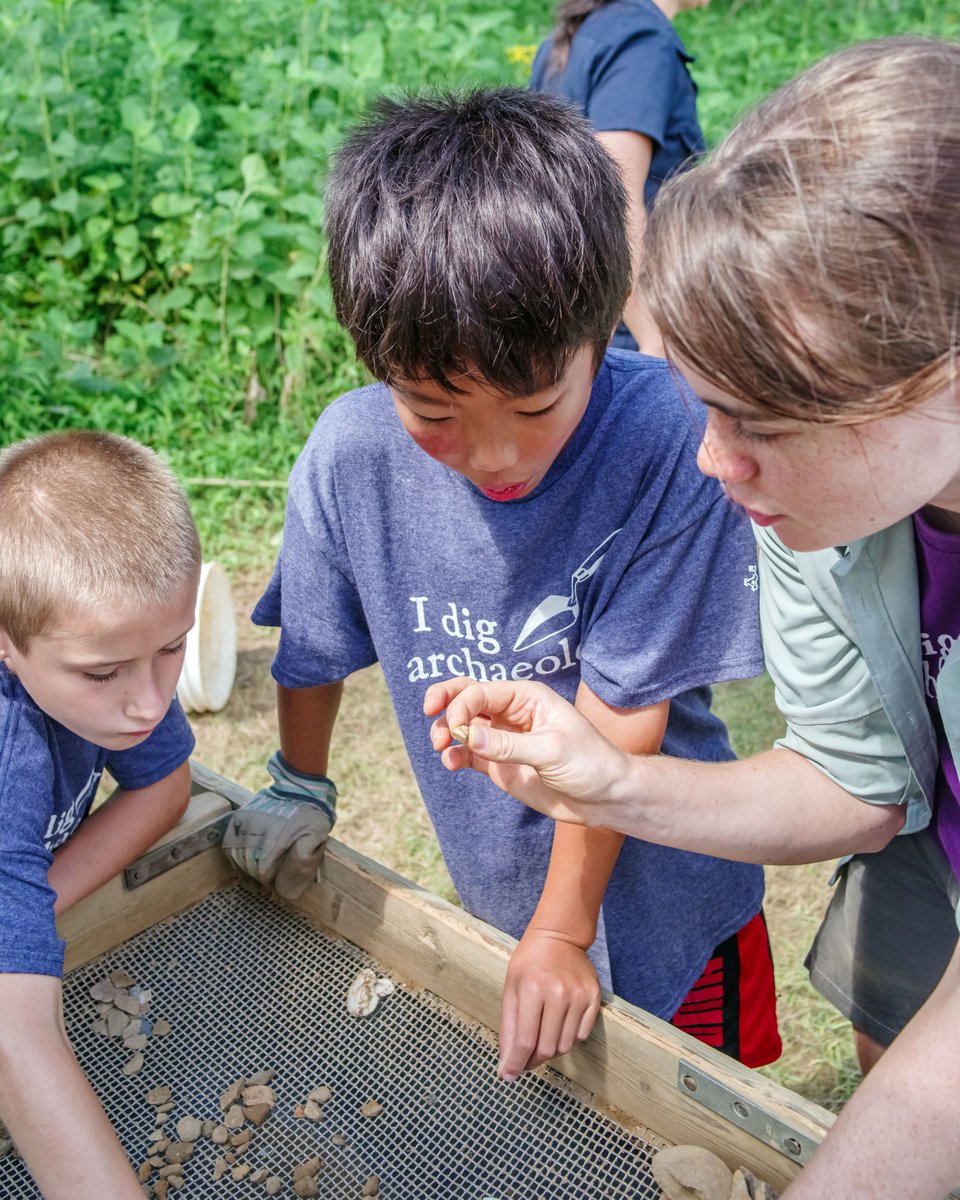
[497,927,601,1081]
[424,678,633,824]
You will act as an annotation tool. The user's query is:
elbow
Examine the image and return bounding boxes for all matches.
[859,802,907,853]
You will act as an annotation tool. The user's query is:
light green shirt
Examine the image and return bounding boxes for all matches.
[755,519,943,835]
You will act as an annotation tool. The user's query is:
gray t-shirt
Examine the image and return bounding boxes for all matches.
[254,351,765,1017]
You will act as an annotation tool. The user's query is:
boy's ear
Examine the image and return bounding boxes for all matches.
[0,627,16,668]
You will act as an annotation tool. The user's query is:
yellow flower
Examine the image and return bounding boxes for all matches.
[505,43,537,68]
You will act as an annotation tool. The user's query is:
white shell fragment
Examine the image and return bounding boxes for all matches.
[346,968,379,1017]
[346,968,396,1016]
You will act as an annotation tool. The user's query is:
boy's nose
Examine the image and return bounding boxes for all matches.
[124,675,167,724]
[467,434,520,475]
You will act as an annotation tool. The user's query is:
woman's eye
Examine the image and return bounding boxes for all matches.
[733,421,781,443]
[160,641,186,657]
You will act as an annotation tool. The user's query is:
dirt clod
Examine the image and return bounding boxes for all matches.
[360,1099,384,1119]
[122,1051,145,1076]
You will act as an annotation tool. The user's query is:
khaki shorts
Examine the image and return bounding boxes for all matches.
[805,825,960,1047]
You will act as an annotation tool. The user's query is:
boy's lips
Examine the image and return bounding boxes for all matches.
[478,480,528,501]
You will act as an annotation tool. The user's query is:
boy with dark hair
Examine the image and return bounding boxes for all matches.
[0,430,200,1198]
[230,87,781,1075]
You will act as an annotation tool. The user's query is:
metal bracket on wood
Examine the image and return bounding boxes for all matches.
[123,812,233,890]
[677,1060,819,1166]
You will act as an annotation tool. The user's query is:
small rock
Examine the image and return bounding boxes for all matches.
[152,1019,172,1036]
[147,1130,166,1144]
[114,992,141,1015]
[360,1099,384,1119]
[247,1069,276,1086]
[110,969,137,988]
[91,1019,109,1037]
[303,1100,322,1121]
[373,977,395,998]
[146,1085,172,1106]
[212,1157,228,1182]
[307,1085,332,1104]
[158,1165,183,1179]
[175,1116,202,1143]
[154,1180,169,1200]
[219,1079,246,1111]
[731,1168,779,1200]
[361,1176,381,1196]
[265,1178,283,1196]
[124,1034,149,1051]
[223,1104,244,1129]
[156,1101,175,1114]
[164,1142,194,1165]
[250,1168,270,1184]
[232,1164,253,1181]
[211,1125,229,1145]
[242,1085,277,1108]
[229,1128,252,1147]
[293,1103,305,1119]
[137,1162,152,1182]
[293,1181,319,1199]
[107,1008,129,1037]
[89,978,118,1003]
[122,1052,145,1076]
[331,1132,347,1146]
[243,1103,272,1127]
[148,1155,165,1168]
[166,1177,184,1191]
[130,985,152,1006]
[651,1145,734,1200]
[292,1157,323,1181]
[201,1119,217,1138]
[125,1018,152,1038]
[153,1139,169,1154]
[154,1113,170,1128]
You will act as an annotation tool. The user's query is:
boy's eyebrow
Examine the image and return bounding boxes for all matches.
[65,626,193,669]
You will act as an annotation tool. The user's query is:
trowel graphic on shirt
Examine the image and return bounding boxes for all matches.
[512,529,621,652]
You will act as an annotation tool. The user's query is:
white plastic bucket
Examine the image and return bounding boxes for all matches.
[177,561,237,714]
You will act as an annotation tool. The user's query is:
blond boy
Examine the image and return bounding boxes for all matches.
[0,430,199,1198]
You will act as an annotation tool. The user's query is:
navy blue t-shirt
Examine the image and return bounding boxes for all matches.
[0,670,195,976]
[530,0,706,210]
[254,351,766,1018]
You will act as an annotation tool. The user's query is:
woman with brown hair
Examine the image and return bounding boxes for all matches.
[427,36,960,1198]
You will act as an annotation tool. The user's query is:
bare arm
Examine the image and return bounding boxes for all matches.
[0,974,143,1198]
[782,940,960,1199]
[499,689,669,1078]
[424,679,904,864]
[595,130,662,355]
[49,760,191,915]
[277,680,344,775]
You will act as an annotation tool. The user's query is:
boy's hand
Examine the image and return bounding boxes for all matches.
[497,928,601,1081]
[223,751,337,900]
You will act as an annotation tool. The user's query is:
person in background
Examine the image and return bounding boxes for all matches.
[427,36,960,1200]
[530,0,711,354]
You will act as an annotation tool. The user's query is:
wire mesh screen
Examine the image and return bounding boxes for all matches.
[0,884,665,1199]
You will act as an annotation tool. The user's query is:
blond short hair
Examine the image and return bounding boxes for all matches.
[0,430,200,649]
[643,35,960,423]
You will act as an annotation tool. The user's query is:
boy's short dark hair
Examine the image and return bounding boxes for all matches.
[325,86,630,395]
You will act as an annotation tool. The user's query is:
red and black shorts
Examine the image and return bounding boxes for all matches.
[668,910,781,1068]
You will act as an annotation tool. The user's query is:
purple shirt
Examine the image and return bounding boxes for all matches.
[914,510,960,875]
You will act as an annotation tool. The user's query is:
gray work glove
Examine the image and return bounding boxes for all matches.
[222,751,337,900]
